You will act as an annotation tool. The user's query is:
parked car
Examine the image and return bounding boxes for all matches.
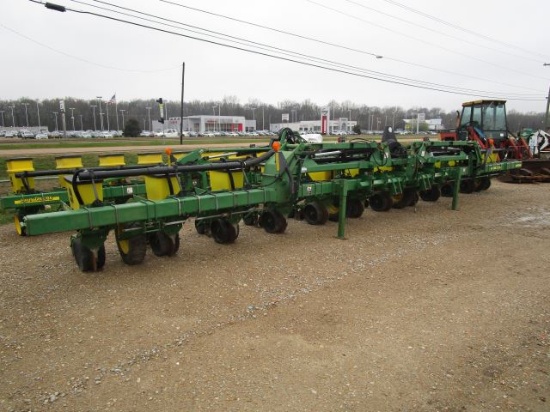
[20,130,34,139]
[35,132,49,140]
[100,131,114,138]
[159,129,180,138]
[140,130,154,137]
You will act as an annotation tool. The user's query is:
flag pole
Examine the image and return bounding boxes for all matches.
[115,94,119,132]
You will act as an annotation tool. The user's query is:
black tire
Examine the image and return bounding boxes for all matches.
[369,192,393,212]
[149,232,180,257]
[243,212,258,226]
[14,206,42,236]
[419,186,441,202]
[392,188,416,209]
[115,225,147,265]
[346,198,365,218]
[460,179,476,194]
[211,219,239,244]
[14,213,27,236]
[476,177,491,191]
[259,209,288,234]
[441,183,454,197]
[71,237,106,272]
[303,201,329,225]
[195,220,208,235]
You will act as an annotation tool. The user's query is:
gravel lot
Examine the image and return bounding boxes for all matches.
[0,178,549,411]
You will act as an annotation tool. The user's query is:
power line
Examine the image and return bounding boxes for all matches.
[380,0,550,61]
[160,0,544,93]
[341,0,545,64]
[94,0,544,99]
[78,0,527,97]
[0,22,180,73]
[306,0,548,82]
[31,1,546,101]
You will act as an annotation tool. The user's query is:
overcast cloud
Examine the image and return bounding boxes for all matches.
[2,0,550,113]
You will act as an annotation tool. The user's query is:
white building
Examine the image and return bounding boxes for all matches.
[403,118,443,132]
[270,118,357,135]
[152,115,256,134]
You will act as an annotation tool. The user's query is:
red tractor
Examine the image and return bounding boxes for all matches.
[440,99,550,182]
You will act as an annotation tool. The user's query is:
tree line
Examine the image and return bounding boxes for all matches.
[0,96,546,133]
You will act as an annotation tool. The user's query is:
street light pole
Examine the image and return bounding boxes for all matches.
[36,100,41,129]
[9,106,15,127]
[23,103,30,127]
[69,107,75,131]
[145,107,151,131]
[120,109,126,129]
[53,112,58,131]
[0,111,4,128]
[79,114,83,131]
[105,102,110,131]
[250,107,257,132]
[97,97,103,131]
[90,105,97,131]
[212,105,217,131]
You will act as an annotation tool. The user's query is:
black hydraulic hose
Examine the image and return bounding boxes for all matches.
[71,169,85,206]
[76,149,276,181]
[14,163,155,179]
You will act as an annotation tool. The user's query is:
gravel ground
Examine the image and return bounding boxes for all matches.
[0,179,549,411]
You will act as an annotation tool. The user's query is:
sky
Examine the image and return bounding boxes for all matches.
[2,0,550,114]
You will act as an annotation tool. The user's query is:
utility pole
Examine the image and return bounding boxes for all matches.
[79,114,83,131]
[544,63,550,129]
[0,111,4,127]
[180,61,185,144]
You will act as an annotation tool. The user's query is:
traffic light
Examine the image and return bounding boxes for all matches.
[156,98,164,124]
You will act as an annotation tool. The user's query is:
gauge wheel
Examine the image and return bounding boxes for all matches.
[392,189,416,209]
[420,186,441,202]
[149,232,180,257]
[346,198,365,218]
[116,224,147,265]
[369,192,393,212]
[211,218,239,244]
[303,201,329,225]
[259,209,288,234]
[71,237,106,272]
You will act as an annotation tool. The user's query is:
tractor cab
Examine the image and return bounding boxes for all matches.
[457,99,508,144]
